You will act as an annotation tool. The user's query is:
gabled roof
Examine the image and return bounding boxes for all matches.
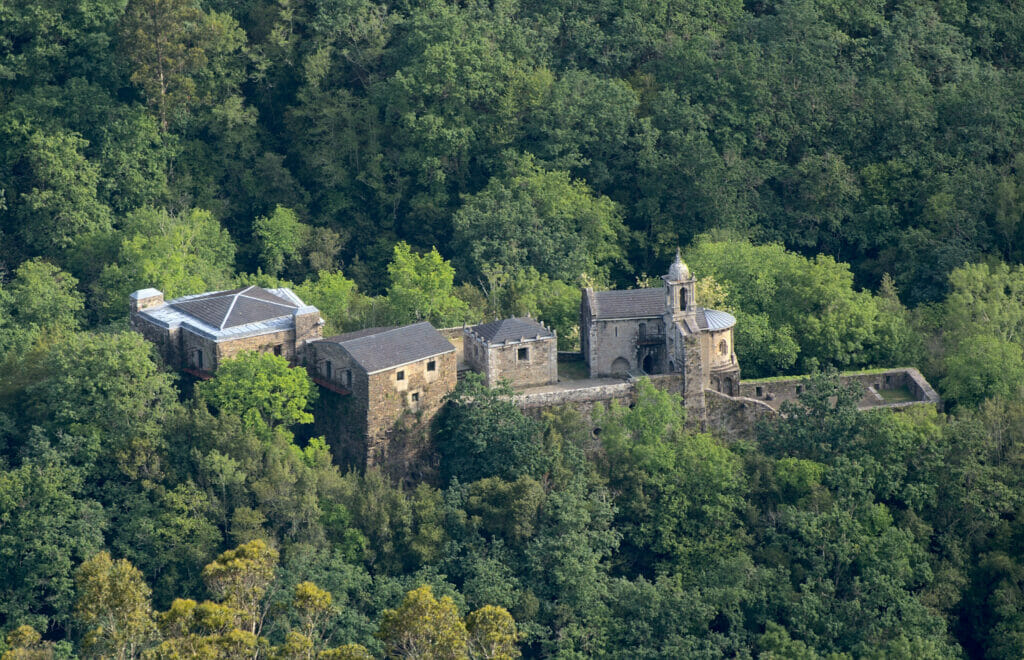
[324,322,454,374]
[170,286,298,330]
[468,317,554,345]
[588,287,665,319]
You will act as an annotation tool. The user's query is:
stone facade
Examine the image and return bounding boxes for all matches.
[464,317,558,388]
[738,367,941,411]
[306,324,457,472]
[580,252,740,409]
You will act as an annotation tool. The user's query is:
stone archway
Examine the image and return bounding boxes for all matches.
[611,357,630,376]
[642,354,654,373]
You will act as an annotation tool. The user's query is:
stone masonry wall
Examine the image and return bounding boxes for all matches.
[365,351,457,467]
[485,337,557,388]
[587,318,660,376]
[216,328,297,365]
[705,389,777,441]
[307,342,370,468]
[738,368,940,411]
[131,316,181,368]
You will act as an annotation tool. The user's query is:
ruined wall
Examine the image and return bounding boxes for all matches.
[738,368,940,411]
[704,389,777,440]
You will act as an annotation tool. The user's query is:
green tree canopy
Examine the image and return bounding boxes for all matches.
[197,351,315,430]
[453,156,625,284]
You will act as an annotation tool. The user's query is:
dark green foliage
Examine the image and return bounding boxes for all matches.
[435,374,543,485]
[6,0,1024,655]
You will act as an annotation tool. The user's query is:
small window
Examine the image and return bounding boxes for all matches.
[193,350,204,370]
[427,360,436,372]
[323,360,332,379]
[718,339,728,355]
[343,370,352,387]
[273,344,283,356]
[518,347,529,361]
[756,386,764,398]
[396,370,405,381]
[410,391,420,412]
[681,288,687,310]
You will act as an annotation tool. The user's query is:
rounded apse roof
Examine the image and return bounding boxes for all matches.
[704,308,736,331]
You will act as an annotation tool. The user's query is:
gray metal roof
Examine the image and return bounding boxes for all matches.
[469,317,554,345]
[136,286,318,342]
[325,322,454,374]
[170,286,298,330]
[703,309,736,331]
[589,287,666,319]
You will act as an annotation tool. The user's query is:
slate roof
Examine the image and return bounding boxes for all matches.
[589,287,666,319]
[469,317,554,345]
[325,322,455,374]
[170,286,298,330]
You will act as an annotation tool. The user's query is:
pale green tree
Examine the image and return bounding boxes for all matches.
[386,242,470,327]
[197,351,315,430]
[75,552,156,659]
[465,605,519,660]
[201,539,279,637]
[377,586,469,659]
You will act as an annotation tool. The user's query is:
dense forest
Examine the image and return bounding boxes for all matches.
[5,0,1024,657]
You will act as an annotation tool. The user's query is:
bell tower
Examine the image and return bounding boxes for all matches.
[662,249,696,318]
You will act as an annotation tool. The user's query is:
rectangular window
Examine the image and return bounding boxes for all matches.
[756,386,763,398]
[273,344,283,356]
[324,360,332,379]
[427,360,436,372]
[518,347,529,361]
[343,370,352,387]
[410,391,420,412]
[397,370,405,381]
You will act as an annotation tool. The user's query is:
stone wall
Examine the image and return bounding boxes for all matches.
[484,337,558,388]
[437,327,468,371]
[216,328,297,366]
[585,317,663,376]
[705,389,777,440]
[737,368,940,411]
[307,341,370,467]
[131,315,181,368]
[364,351,457,467]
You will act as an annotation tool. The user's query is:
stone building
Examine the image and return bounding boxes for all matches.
[305,322,457,468]
[580,251,740,416]
[130,285,323,376]
[464,317,558,388]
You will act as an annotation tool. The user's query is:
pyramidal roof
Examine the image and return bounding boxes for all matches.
[469,317,554,345]
[170,286,298,330]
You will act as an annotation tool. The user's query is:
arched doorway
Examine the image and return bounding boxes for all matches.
[611,357,630,376]
[642,354,654,373]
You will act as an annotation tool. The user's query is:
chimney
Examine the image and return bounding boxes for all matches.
[130,288,164,314]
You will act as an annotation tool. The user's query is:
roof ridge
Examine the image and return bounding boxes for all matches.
[219,287,250,330]
[238,293,296,309]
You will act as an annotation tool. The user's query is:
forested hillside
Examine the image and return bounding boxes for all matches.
[5,0,1024,657]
